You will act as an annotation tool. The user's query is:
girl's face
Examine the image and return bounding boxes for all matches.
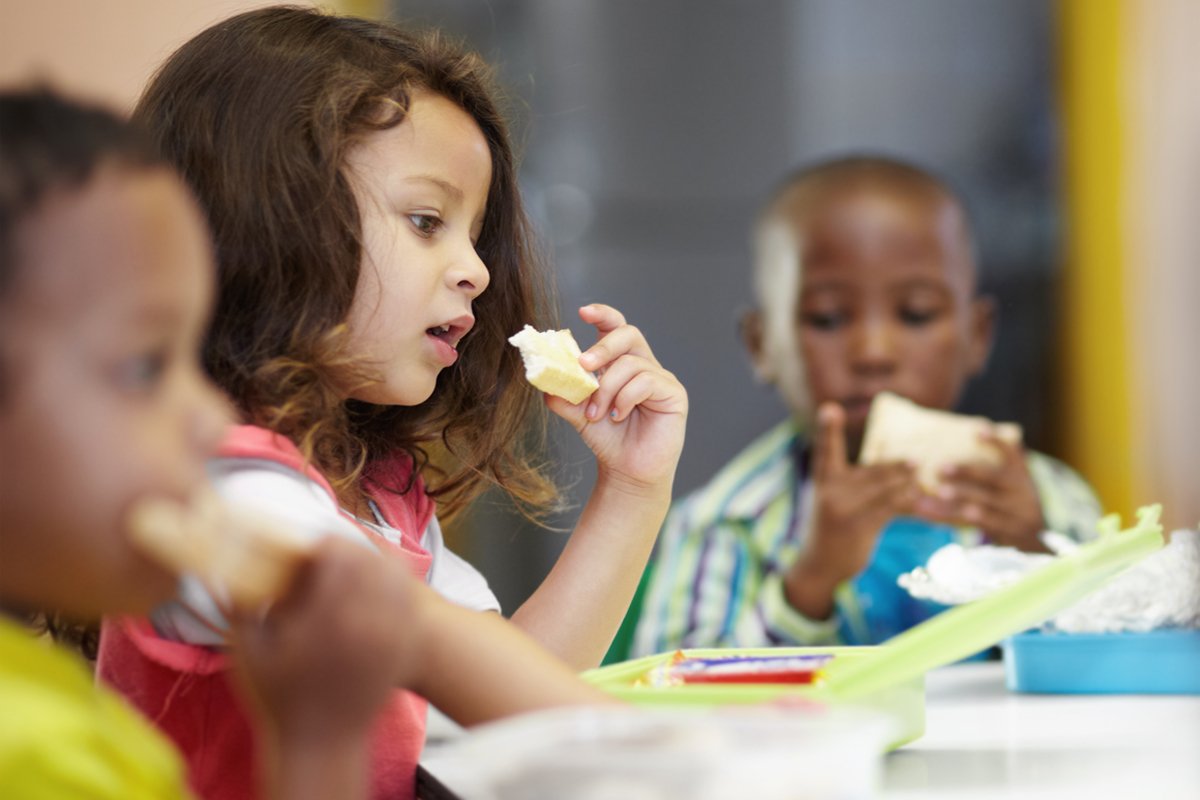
[764,183,993,459]
[0,168,227,618]
[342,90,493,406]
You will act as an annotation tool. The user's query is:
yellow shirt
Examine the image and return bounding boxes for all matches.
[0,615,193,799]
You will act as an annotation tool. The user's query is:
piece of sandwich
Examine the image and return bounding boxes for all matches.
[507,324,600,405]
[126,492,313,608]
[859,391,1022,492]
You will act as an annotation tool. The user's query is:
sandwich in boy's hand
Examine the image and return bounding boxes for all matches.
[859,391,1022,493]
[507,324,600,405]
[126,492,313,608]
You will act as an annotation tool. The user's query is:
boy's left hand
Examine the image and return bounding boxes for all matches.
[912,432,1048,552]
[545,304,687,495]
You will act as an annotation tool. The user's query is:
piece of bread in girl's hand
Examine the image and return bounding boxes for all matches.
[507,324,600,405]
[859,392,1022,493]
[126,492,313,608]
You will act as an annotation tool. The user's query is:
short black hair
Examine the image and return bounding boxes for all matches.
[758,152,980,277]
[0,86,164,298]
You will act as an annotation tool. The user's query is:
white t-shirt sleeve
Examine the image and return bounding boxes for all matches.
[420,516,502,614]
[151,458,500,645]
[149,458,375,646]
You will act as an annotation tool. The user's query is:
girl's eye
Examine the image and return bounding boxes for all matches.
[800,311,847,331]
[114,352,167,393]
[409,214,443,237]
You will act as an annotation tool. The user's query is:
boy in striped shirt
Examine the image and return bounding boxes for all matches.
[631,156,1101,655]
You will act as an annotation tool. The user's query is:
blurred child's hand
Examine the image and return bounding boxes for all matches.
[913,432,1048,552]
[784,403,917,620]
[227,537,423,745]
[547,303,687,498]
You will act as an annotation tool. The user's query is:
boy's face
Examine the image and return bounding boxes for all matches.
[0,168,227,619]
[748,180,993,459]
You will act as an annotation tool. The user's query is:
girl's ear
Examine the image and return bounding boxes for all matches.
[966,294,997,377]
[739,308,775,384]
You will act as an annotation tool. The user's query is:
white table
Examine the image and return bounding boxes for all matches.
[885,662,1200,799]
[422,661,1200,799]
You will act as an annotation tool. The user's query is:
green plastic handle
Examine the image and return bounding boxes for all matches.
[821,505,1165,700]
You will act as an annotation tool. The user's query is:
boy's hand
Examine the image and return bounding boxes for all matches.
[546,303,687,498]
[227,537,422,744]
[784,403,916,619]
[912,432,1048,552]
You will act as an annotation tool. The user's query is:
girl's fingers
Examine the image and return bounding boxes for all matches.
[577,303,626,334]
[812,403,848,481]
[583,353,651,419]
[544,392,588,429]
[607,370,686,422]
[580,323,658,372]
[580,354,683,421]
[577,304,662,370]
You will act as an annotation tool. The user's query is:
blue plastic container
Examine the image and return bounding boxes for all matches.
[1003,629,1200,694]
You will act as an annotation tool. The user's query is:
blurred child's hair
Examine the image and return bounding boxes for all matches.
[134,5,557,520]
[0,86,167,657]
[751,154,979,307]
[0,86,163,320]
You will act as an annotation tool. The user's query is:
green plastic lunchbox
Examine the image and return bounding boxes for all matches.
[583,506,1166,750]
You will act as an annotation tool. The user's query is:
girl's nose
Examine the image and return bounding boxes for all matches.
[450,242,491,299]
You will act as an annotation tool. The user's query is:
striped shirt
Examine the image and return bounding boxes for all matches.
[631,418,1104,656]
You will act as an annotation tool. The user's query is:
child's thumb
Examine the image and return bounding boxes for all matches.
[544,392,591,433]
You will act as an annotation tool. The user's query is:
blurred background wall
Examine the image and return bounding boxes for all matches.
[1,0,1194,612]
[398,0,1198,609]
[389,0,1081,610]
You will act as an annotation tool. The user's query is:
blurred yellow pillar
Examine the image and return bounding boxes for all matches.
[1057,0,1136,517]
[1058,0,1200,528]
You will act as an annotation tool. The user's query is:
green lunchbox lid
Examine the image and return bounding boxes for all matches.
[820,505,1165,700]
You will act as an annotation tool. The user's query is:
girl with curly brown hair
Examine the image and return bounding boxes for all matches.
[97,6,685,800]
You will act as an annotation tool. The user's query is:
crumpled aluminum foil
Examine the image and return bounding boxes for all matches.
[898,529,1200,633]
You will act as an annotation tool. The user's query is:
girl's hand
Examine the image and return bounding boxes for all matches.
[784,403,916,619]
[546,304,687,496]
[912,432,1048,552]
[227,537,424,743]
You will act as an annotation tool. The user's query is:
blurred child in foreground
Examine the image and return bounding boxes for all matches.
[0,86,444,800]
